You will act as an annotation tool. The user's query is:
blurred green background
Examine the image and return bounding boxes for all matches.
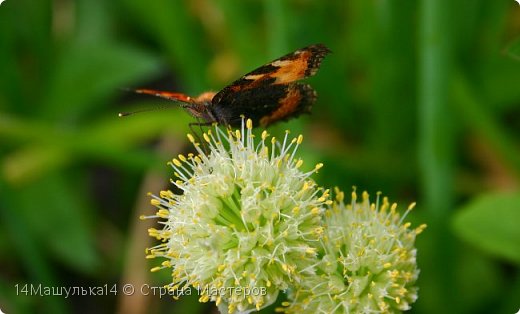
[1,0,520,313]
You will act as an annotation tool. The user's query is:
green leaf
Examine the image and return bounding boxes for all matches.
[452,192,520,264]
[1,110,190,184]
[2,144,71,184]
[43,42,160,120]
[15,175,99,274]
[85,108,190,148]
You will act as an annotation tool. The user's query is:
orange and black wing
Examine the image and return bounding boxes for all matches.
[210,43,330,126]
[211,83,317,127]
[212,44,330,105]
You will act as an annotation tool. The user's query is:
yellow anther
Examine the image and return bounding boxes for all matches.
[306,247,317,254]
[335,188,345,202]
[415,224,427,234]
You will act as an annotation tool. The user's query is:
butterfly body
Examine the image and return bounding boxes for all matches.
[134,44,330,127]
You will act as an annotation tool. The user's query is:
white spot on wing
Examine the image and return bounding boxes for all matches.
[270,60,293,67]
[244,74,265,80]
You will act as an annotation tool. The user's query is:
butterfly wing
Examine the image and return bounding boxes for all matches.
[212,43,330,106]
[211,83,316,127]
[210,43,330,126]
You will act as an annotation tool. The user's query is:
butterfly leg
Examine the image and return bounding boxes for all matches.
[189,120,214,153]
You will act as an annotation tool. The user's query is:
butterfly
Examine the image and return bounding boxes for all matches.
[125,43,330,127]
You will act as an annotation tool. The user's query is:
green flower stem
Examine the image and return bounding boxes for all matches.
[419,0,457,311]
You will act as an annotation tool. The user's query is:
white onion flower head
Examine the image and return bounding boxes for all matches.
[282,188,427,314]
[145,118,330,313]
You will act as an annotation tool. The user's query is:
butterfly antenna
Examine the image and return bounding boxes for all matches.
[118,87,192,117]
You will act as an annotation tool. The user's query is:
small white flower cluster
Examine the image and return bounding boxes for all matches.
[145,119,425,314]
[283,189,426,313]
